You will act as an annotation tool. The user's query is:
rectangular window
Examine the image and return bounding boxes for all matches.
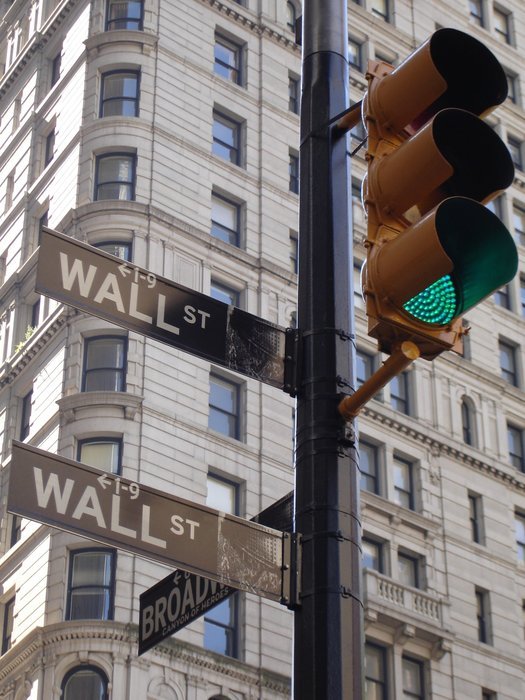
[289,75,300,114]
[398,551,420,589]
[494,284,511,310]
[362,538,383,573]
[520,276,525,317]
[493,7,511,44]
[356,349,374,389]
[348,37,362,71]
[82,336,127,392]
[205,474,239,657]
[51,51,61,86]
[469,0,484,26]
[515,511,525,562]
[476,587,491,644]
[44,129,55,166]
[505,70,518,105]
[370,0,389,22]
[513,204,525,245]
[95,153,136,201]
[212,111,242,165]
[508,137,523,170]
[482,691,496,700]
[468,493,483,544]
[66,549,115,620]
[100,70,140,117]
[390,372,410,414]
[499,339,518,386]
[209,374,240,439]
[402,656,424,699]
[1,597,15,655]
[106,0,144,30]
[78,438,122,474]
[19,390,32,440]
[211,193,240,246]
[508,424,525,471]
[360,440,379,494]
[354,260,364,309]
[393,456,414,510]
[210,280,239,307]
[94,241,132,261]
[10,515,22,548]
[289,151,299,194]
[365,643,387,700]
[290,231,298,274]
[214,34,242,85]
[462,400,475,446]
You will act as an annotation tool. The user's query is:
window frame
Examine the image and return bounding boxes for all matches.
[82,335,127,393]
[360,439,380,494]
[94,152,136,201]
[365,642,387,700]
[461,398,476,446]
[508,136,523,171]
[205,473,240,658]
[508,423,525,471]
[19,389,32,440]
[214,33,243,86]
[77,437,122,475]
[390,370,410,414]
[493,6,512,45]
[498,338,519,387]
[514,510,525,562]
[392,455,415,510]
[105,0,144,31]
[402,655,425,700]
[211,192,241,246]
[513,204,525,246]
[288,74,300,115]
[1,596,15,655]
[289,150,299,194]
[210,280,240,307]
[100,69,140,118]
[398,550,421,589]
[65,548,116,621]
[44,128,55,166]
[94,240,132,261]
[212,110,242,166]
[208,373,241,440]
[475,587,491,644]
[61,665,109,700]
[468,492,484,544]
[362,537,384,573]
[469,0,484,26]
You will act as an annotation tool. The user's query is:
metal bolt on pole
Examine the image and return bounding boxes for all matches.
[294,1,364,698]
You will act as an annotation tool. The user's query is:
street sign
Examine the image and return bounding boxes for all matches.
[140,570,234,655]
[138,490,294,655]
[36,228,291,389]
[8,441,290,603]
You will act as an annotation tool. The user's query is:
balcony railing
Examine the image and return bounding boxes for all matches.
[365,569,444,627]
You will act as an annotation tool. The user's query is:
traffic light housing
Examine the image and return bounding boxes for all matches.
[361,28,518,360]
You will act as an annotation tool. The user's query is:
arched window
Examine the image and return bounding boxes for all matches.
[461,398,476,446]
[61,666,108,700]
[287,1,296,31]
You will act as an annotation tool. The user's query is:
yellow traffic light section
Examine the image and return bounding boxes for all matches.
[361,28,518,361]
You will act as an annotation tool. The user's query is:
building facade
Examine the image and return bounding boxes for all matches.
[0,0,524,698]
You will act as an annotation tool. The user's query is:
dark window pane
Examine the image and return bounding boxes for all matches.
[101,71,139,117]
[106,0,143,30]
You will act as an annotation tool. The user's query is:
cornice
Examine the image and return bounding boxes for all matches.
[0,309,67,388]
[203,0,299,53]
[363,403,525,492]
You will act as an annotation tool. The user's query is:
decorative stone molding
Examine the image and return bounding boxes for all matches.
[57,392,143,423]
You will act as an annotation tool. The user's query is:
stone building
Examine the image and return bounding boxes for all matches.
[0,0,524,698]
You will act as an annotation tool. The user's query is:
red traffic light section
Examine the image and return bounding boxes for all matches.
[361,28,518,361]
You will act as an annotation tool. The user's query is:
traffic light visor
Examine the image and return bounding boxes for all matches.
[403,198,518,323]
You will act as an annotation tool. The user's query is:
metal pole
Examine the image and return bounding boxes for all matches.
[294,1,363,698]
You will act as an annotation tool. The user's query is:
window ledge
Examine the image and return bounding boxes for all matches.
[57,391,143,422]
[84,29,158,55]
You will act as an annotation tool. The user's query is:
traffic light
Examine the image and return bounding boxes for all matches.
[361,28,518,360]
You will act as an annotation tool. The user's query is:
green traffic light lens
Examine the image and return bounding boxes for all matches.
[403,275,457,324]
